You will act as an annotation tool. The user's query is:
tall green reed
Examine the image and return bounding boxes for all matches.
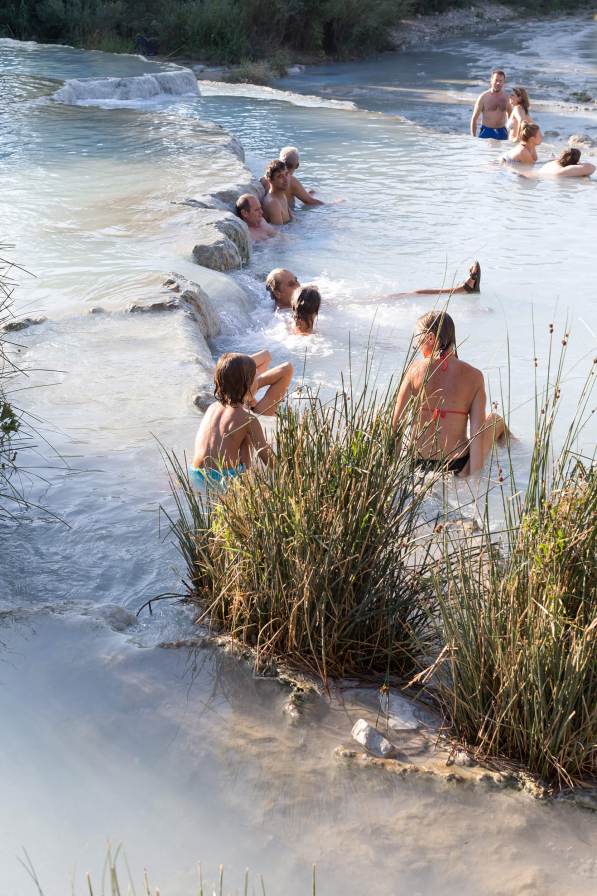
[424,334,596,788]
[167,372,441,682]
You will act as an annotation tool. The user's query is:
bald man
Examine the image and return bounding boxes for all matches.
[235,193,276,242]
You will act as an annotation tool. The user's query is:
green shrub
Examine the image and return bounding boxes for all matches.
[427,345,596,788]
[168,380,439,681]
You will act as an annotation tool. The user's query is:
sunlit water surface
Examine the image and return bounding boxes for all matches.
[0,23,596,894]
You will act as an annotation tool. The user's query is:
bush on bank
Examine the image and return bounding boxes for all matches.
[169,382,440,681]
[426,349,596,788]
[0,257,25,521]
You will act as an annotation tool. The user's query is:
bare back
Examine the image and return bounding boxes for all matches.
[193,402,264,470]
[405,356,485,460]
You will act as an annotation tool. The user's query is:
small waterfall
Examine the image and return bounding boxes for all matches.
[54,69,199,105]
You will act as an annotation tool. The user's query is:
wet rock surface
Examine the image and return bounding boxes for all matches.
[352,718,398,758]
[2,315,47,332]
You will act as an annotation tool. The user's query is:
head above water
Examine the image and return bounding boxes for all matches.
[511,86,530,114]
[279,146,300,171]
[265,268,300,307]
[291,286,321,329]
[235,193,262,228]
[519,122,542,145]
[558,147,581,167]
[416,311,457,358]
[265,159,289,189]
[490,69,506,92]
[214,353,256,406]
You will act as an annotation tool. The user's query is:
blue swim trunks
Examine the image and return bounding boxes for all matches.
[479,125,508,140]
[189,464,246,489]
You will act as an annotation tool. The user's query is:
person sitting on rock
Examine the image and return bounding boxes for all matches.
[291,286,321,335]
[262,160,292,225]
[265,268,301,309]
[537,147,595,178]
[235,193,277,242]
[278,146,324,209]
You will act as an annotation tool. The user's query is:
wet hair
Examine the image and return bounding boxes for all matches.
[558,148,581,167]
[265,159,287,182]
[416,311,457,357]
[279,146,299,169]
[265,268,285,300]
[291,286,321,326]
[235,193,253,219]
[512,86,530,114]
[491,69,506,80]
[519,122,540,143]
[214,353,256,406]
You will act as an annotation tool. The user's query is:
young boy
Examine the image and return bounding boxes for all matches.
[191,352,291,485]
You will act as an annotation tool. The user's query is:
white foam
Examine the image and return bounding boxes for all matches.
[53,69,199,106]
[199,79,357,110]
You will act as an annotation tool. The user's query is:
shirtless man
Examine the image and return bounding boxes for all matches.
[279,146,323,209]
[470,69,509,140]
[235,193,277,242]
[265,268,300,308]
[262,160,292,225]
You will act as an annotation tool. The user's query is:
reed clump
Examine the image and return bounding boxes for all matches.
[169,383,439,681]
[428,350,596,789]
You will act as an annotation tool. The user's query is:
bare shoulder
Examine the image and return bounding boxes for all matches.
[456,359,484,384]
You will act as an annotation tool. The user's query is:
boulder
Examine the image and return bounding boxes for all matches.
[351,718,397,758]
[568,133,597,149]
[192,210,250,272]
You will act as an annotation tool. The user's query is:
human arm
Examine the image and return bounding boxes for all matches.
[467,375,487,476]
[291,176,324,206]
[470,94,484,137]
[556,162,595,177]
[247,415,274,467]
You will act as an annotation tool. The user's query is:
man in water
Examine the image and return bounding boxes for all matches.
[265,268,300,308]
[279,146,324,209]
[470,69,509,140]
[235,193,277,242]
[262,160,292,225]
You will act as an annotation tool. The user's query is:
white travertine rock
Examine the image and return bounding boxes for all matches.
[351,719,397,758]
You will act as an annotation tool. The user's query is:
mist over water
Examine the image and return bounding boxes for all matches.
[0,20,596,894]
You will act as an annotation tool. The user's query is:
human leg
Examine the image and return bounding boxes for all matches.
[250,350,272,376]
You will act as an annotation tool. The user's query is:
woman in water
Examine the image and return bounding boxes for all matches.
[507,87,532,142]
[538,147,595,178]
[392,311,508,476]
[291,286,321,335]
[504,122,542,165]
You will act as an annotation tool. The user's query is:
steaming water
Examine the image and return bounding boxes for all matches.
[1,20,596,894]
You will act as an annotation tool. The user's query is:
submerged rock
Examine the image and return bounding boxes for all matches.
[447,749,476,768]
[127,299,179,313]
[2,316,47,332]
[351,718,397,758]
[95,604,137,632]
[568,133,597,149]
[385,693,420,731]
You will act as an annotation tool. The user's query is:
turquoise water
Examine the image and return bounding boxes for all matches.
[0,22,596,894]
